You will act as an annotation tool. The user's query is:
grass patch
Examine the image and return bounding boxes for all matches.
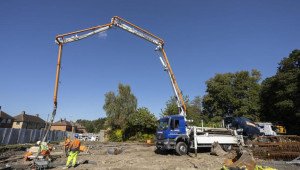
[0,144,32,149]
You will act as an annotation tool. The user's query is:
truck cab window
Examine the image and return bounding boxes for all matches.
[175,120,179,128]
[158,118,169,130]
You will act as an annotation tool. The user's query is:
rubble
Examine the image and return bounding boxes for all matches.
[211,142,227,156]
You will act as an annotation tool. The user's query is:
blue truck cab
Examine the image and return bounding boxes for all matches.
[156,115,189,151]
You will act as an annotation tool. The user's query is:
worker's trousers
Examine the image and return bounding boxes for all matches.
[66,151,78,166]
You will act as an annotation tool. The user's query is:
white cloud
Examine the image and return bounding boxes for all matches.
[98,31,108,39]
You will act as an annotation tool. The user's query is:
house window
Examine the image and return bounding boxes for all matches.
[7,119,11,124]
[1,119,6,124]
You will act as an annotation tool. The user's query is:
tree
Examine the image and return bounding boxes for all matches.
[161,95,204,125]
[161,94,190,117]
[85,123,94,133]
[103,83,137,131]
[93,118,107,133]
[260,50,300,135]
[76,117,107,133]
[188,96,207,125]
[103,83,158,141]
[202,70,262,122]
[126,107,157,137]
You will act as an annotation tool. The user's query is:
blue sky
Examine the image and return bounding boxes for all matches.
[0,0,299,122]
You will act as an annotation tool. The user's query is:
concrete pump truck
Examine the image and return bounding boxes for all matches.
[44,17,242,156]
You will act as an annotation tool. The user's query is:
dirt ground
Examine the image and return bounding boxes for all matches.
[1,142,299,170]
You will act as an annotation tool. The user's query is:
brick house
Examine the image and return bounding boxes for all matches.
[51,118,72,132]
[51,118,87,133]
[71,121,77,133]
[12,111,46,129]
[0,106,14,128]
[76,123,87,134]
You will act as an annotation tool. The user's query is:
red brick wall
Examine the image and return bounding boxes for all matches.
[51,125,67,131]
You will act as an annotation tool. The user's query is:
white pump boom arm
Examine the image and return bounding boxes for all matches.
[53,16,186,119]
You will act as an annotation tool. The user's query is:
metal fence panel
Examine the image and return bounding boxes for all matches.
[17,128,26,144]
[48,131,53,141]
[23,129,32,143]
[7,128,20,145]
[0,128,66,145]
[2,128,12,145]
[0,128,6,145]
[39,130,45,141]
[56,131,63,141]
[30,129,40,143]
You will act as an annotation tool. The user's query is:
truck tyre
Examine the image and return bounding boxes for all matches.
[176,142,188,155]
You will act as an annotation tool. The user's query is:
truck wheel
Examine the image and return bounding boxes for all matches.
[176,142,188,155]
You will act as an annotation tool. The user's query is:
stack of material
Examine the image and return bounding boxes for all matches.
[250,136,300,161]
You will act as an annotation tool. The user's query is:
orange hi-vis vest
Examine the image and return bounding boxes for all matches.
[71,138,80,149]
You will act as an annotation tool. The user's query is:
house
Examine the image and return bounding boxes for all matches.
[51,118,72,132]
[76,123,87,134]
[0,106,14,128]
[51,118,87,133]
[71,121,77,133]
[12,111,46,129]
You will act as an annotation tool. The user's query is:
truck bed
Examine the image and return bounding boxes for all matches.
[190,126,239,146]
[195,127,234,135]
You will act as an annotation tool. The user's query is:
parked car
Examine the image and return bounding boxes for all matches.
[78,134,89,141]
[90,136,99,141]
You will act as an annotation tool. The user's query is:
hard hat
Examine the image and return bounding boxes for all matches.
[47,140,51,143]
[75,134,79,138]
[49,146,53,151]
[37,141,41,145]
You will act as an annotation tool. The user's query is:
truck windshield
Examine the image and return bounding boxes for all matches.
[158,118,169,130]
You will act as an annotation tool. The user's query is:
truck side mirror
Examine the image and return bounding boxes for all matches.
[171,119,175,130]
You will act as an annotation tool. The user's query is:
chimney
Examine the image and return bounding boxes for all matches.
[35,114,39,117]
[60,118,62,122]
[64,118,66,121]
[21,111,25,115]
[0,106,2,111]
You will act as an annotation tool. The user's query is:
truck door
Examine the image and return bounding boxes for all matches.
[169,118,185,138]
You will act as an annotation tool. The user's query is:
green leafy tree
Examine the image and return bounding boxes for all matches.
[76,119,93,132]
[188,96,208,125]
[126,107,157,137]
[161,94,190,117]
[93,118,107,133]
[161,95,204,125]
[103,83,137,132]
[202,70,262,122]
[76,117,107,133]
[85,123,94,133]
[103,83,159,141]
[260,50,300,135]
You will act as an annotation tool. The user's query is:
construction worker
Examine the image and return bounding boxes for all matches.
[40,141,49,154]
[64,136,71,157]
[63,134,80,169]
[24,141,40,161]
[40,140,52,160]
